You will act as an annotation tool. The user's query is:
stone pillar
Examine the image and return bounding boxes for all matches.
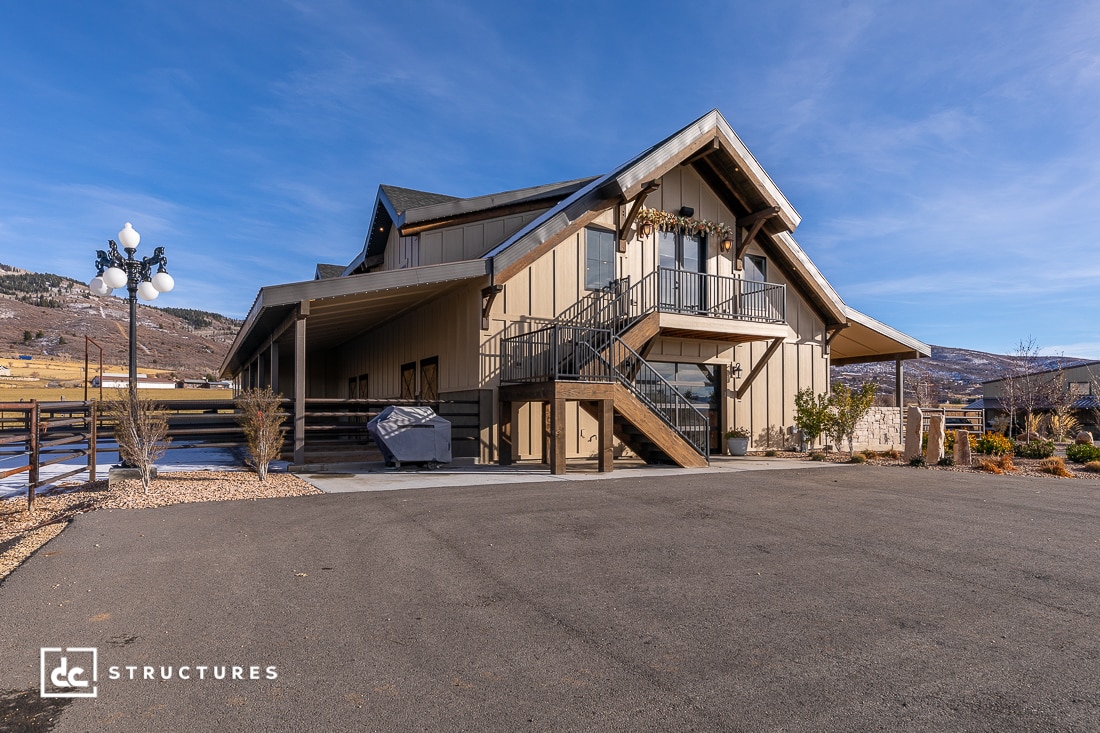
[925,414,945,465]
[904,406,923,462]
[954,429,972,467]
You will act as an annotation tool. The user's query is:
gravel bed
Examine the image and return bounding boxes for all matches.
[0,470,321,582]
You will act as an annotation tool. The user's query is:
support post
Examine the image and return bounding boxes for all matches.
[597,399,614,473]
[27,400,38,512]
[270,341,279,394]
[89,402,97,483]
[499,398,514,465]
[550,398,567,475]
[293,301,308,466]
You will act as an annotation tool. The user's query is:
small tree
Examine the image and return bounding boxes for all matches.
[104,390,170,493]
[794,387,831,451]
[828,382,877,455]
[235,387,287,481]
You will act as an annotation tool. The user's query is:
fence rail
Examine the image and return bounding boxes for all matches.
[1,395,483,511]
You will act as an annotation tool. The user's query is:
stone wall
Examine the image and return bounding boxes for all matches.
[851,406,903,451]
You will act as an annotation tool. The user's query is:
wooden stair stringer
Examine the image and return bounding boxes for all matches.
[610,383,707,468]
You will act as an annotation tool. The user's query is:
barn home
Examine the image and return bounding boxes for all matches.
[220,110,929,471]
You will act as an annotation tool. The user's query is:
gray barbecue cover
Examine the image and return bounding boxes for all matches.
[367,406,452,464]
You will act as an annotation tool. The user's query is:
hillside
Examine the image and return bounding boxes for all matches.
[0,263,240,380]
[832,345,1090,405]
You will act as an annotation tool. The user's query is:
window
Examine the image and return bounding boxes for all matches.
[420,357,439,403]
[357,374,368,399]
[743,254,766,282]
[400,362,416,400]
[1070,382,1091,397]
[585,227,616,290]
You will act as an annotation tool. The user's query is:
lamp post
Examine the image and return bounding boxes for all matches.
[88,222,175,396]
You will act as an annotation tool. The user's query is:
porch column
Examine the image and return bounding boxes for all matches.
[549,397,567,475]
[895,359,904,407]
[270,341,279,394]
[896,359,905,448]
[293,301,309,466]
[499,397,514,465]
[597,399,614,473]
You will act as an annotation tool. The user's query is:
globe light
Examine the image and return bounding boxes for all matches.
[118,222,140,250]
[103,266,128,289]
[137,280,160,301]
[152,270,175,293]
[89,276,111,296]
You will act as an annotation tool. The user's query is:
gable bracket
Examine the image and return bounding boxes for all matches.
[736,337,785,400]
[734,206,781,270]
[481,284,504,331]
[823,323,849,357]
[618,180,661,251]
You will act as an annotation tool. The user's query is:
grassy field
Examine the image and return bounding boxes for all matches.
[0,354,232,403]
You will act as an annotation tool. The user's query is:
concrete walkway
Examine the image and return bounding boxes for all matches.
[293,455,840,493]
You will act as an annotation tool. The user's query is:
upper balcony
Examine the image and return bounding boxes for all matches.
[556,267,787,344]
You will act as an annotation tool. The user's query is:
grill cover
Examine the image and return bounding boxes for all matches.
[367,406,452,465]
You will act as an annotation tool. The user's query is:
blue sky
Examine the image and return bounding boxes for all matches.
[2,1,1098,357]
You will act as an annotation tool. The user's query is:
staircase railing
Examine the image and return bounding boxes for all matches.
[500,324,614,383]
[608,337,709,459]
[500,326,709,460]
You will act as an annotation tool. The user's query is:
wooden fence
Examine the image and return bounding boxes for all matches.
[1,395,484,511]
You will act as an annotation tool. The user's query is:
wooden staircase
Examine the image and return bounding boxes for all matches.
[580,383,708,468]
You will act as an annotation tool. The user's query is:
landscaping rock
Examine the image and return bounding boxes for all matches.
[904,406,923,462]
[925,414,945,465]
[1075,431,1095,445]
[954,429,972,467]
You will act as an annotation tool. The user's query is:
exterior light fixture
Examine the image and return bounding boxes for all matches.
[639,221,654,238]
[88,222,175,397]
[731,362,743,379]
[720,237,734,252]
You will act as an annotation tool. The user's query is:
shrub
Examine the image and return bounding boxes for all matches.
[938,456,955,467]
[1082,461,1100,473]
[977,458,1003,474]
[103,390,170,493]
[1014,440,1055,459]
[1066,443,1100,464]
[882,448,900,460]
[975,432,1013,456]
[849,452,868,464]
[810,452,827,462]
[1038,457,1073,478]
[909,455,926,467]
[995,455,1017,473]
[235,387,288,481]
[764,449,778,457]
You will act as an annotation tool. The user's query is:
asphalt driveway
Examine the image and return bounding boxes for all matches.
[1,466,1098,732]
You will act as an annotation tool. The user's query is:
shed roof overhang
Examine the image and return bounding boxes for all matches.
[830,307,931,366]
[220,259,490,377]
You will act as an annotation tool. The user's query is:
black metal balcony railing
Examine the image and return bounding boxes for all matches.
[500,325,614,383]
[499,327,709,459]
[558,268,785,334]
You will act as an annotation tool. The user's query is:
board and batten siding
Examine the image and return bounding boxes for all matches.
[383,210,548,271]
[319,283,483,399]
[483,164,831,458]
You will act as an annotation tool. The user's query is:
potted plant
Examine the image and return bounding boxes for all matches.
[725,427,750,456]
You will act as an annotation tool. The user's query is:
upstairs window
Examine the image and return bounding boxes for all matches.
[585,227,616,290]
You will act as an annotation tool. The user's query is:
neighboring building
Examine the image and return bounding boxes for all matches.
[970,361,1100,435]
[92,372,177,389]
[0,364,10,376]
[220,110,930,470]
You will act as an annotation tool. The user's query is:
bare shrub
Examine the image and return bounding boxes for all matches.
[104,390,170,493]
[1038,457,1073,478]
[977,454,1018,475]
[1082,461,1100,473]
[235,387,287,481]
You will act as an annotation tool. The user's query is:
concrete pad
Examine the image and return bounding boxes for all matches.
[294,455,841,493]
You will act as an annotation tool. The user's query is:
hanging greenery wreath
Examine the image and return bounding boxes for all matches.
[635,207,734,240]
